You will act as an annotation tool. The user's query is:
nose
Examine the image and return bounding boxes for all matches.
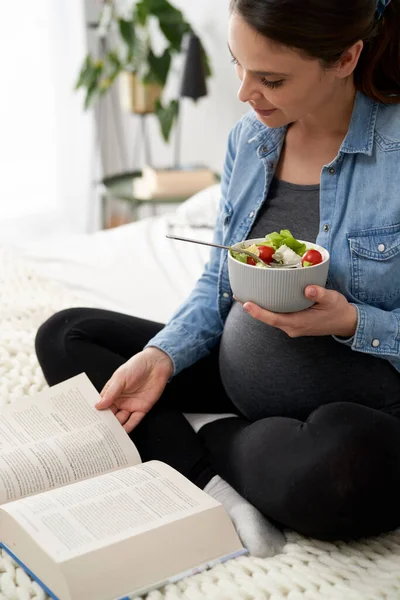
[237,72,263,105]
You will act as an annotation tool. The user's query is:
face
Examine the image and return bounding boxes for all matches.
[228,12,354,128]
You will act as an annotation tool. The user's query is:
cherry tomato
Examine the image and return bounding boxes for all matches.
[257,245,275,264]
[302,249,323,266]
[246,256,257,266]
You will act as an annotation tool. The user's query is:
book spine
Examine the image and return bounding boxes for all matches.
[119,548,248,599]
[0,543,60,600]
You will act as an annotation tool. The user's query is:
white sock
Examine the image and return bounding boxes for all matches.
[183,412,238,434]
[185,413,286,556]
[204,475,286,558]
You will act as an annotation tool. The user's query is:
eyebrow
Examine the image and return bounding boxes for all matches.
[227,44,289,77]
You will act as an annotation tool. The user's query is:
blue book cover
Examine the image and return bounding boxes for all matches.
[0,542,60,600]
[0,541,247,600]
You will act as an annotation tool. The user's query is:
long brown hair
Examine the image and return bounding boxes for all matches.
[230,0,400,104]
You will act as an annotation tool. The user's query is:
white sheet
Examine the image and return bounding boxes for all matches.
[3,190,400,600]
[20,186,220,324]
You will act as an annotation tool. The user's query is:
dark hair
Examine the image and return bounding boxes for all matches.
[229,0,400,104]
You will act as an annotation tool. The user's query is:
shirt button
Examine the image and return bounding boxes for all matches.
[249,211,255,218]
[323,224,330,232]
[328,167,336,175]
[372,339,380,348]
[222,292,230,299]
[378,243,385,252]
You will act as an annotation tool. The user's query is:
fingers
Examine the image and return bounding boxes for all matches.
[96,372,125,410]
[123,411,146,434]
[114,409,131,425]
[242,301,308,337]
[243,302,284,328]
[236,287,349,338]
[241,285,335,325]
[100,378,112,398]
[304,285,330,303]
[112,409,146,433]
[108,405,141,430]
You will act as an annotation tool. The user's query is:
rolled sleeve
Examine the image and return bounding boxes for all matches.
[351,303,399,357]
[143,121,243,377]
[144,322,221,377]
[334,304,400,371]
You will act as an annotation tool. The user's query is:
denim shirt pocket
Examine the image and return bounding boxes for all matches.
[348,223,400,306]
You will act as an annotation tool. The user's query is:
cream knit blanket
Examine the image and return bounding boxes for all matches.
[1,246,399,600]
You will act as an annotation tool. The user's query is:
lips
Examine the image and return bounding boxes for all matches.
[254,107,277,117]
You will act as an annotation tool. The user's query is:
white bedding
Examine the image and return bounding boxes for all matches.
[20,185,220,323]
[3,185,400,599]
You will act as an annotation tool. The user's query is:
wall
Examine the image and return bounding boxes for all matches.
[0,0,94,245]
[85,0,248,178]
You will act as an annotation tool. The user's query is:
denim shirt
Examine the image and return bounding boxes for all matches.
[146,92,400,376]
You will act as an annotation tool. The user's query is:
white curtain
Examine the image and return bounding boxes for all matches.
[0,0,94,245]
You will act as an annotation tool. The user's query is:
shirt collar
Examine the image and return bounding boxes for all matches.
[340,92,378,156]
[244,112,286,153]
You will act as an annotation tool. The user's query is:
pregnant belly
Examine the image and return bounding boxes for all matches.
[218,302,395,421]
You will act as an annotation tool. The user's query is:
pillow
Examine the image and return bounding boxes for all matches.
[168,184,221,229]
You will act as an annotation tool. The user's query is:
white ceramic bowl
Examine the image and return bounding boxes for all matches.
[228,238,330,313]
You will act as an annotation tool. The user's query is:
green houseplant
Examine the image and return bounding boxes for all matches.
[75,0,212,142]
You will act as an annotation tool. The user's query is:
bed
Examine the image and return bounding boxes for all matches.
[1,185,400,599]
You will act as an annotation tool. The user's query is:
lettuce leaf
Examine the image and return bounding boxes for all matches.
[264,231,282,250]
[264,229,306,256]
[230,250,248,264]
[283,237,306,256]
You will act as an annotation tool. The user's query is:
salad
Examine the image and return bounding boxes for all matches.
[231,229,323,268]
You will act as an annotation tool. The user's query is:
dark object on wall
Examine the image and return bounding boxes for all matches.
[175,34,209,166]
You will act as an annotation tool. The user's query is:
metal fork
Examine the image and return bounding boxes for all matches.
[166,234,298,268]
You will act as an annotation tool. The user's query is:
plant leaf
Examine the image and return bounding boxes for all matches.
[84,82,100,110]
[159,20,190,52]
[142,0,176,14]
[145,48,171,85]
[146,0,191,51]
[147,0,173,10]
[82,62,103,110]
[155,99,179,142]
[108,50,121,69]
[75,54,95,90]
[107,50,123,83]
[118,18,135,53]
[75,0,212,113]
[134,1,150,26]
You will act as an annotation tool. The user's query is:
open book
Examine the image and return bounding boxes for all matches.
[0,374,245,600]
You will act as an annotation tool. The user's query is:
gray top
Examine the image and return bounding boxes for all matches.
[247,177,321,241]
[218,177,321,415]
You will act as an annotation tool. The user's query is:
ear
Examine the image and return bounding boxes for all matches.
[336,40,364,79]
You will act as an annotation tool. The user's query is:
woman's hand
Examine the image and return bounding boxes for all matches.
[96,347,173,433]
[241,286,358,338]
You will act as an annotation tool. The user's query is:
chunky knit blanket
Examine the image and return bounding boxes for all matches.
[1,246,400,600]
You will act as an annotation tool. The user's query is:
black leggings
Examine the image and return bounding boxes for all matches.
[35,307,400,541]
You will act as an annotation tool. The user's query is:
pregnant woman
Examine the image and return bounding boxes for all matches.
[36,0,400,556]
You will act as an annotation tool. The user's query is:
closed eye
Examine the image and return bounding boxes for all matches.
[261,78,284,89]
[231,58,284,88]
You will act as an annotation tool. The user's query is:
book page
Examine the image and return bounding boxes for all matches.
[1,461,221,563]
[0,374,140,504]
